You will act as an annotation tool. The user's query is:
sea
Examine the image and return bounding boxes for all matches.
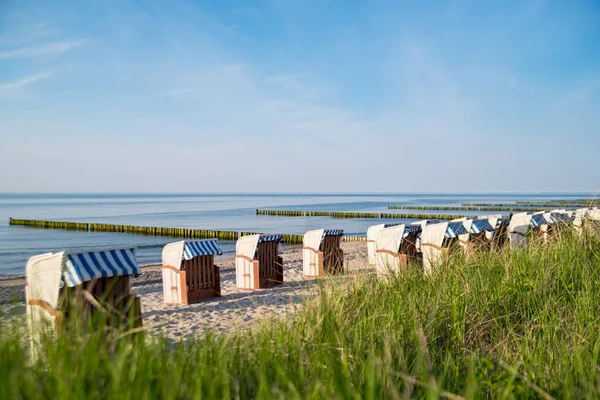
[0,193,591,276]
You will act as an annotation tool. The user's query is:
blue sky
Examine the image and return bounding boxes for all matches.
[0,0,599,193]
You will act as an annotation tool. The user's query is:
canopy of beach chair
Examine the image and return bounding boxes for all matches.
[163,239,223,270]
[236,234,282,259]
[471,218,495,233]
[303,229,344,252]
[303,229,324,254]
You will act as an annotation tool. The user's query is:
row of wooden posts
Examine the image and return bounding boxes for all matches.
[462,201,598,207]
[8,218,365,244]
[255,210,466,220]
[387,205,547,212]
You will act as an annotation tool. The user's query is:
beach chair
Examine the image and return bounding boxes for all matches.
[303,229,344,277]
[483,214,503,240]
[585,209,600,232]
[539,210,570,242]
[467,217,497,252]
[453,217,474,253]
[407,219,439,255]
[25,247,143,353]
[420,221,468,274]
[374,224,406,276]
[374,224,427,275]
[235,234,283,290]
[587,208,600,220]
[508,212,535,247]
[491,216,509,249]
[573,208,589,235]
[401,223,426,264]
[162,239,223,304]
[529,212,548,242]
[367,223,402,266]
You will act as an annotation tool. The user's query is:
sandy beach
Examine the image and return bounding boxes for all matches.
[0,242,369,340]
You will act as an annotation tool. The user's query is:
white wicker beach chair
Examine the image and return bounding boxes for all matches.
[302,229,344,277]
[235,234,283,290]
[367,223,405,266]
[508,212,534,247]
[162,239,223,304]
[482,214,503,241]
[26,247,142,355]
[374,224,406,276]
[452,217,473,252]
[420,221,468,274]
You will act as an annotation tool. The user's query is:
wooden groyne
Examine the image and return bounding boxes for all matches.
[8,218,89,231]
[8,218,365,245]
[10,218,239,241]
[256,210,381,218]
[388,205,544,212]
[255,210,466,220]
[461,201,596,208]
[514,201,599,207]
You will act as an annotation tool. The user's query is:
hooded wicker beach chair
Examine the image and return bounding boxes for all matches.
[539,210,571,242]
[466,217,497,252]
[529,212,549,242]
[303,229,344,277]
[162,239,223,304]
[420,221,468,274]
[405,219,439,254]
[374,224,406,276]
[235,234,283,290]
[367,223,402,266]
[453,217,474,252]
[573,208,589,234]
[374,223,425,275]
[507,212,534,247]
[490,215,509,249]
[482,214,503,241]
[26,247,143,353]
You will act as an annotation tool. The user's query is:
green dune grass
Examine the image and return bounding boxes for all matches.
[2,228,600,399]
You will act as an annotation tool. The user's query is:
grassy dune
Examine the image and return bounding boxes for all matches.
[2,229,600,399]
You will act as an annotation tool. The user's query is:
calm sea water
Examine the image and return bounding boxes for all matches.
[0,193,590,276]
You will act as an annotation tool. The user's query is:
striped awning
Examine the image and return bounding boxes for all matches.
[495,217,509,228]
[384,222,403,228]
[258,234,282,243]
[403,224,422,238]
[446,222,468,238]
[471,219,495,233]
[323,229,344,237]
[183,239,223,260]
[63,248,140,287]
[530,214,547,228]
[551,213,570,224]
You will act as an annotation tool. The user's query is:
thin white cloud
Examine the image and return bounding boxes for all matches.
[158,88,189,98]
[0,39,85,59]
[0,72,53,91]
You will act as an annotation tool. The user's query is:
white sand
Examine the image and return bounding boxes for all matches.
[1,242,369,340]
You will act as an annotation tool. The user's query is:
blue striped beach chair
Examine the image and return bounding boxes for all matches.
[25,247,143,354]
[162,239,223,304]
[235,234,283,290]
